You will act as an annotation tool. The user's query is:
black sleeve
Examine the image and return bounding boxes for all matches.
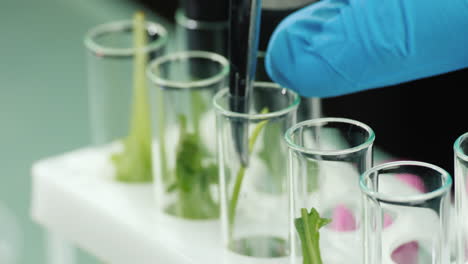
[323,68,468,175]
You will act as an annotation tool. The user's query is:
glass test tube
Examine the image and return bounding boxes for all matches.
[455,133,468,264]
[257,52,321,122]
[175,9,228,56]
[255,52,322,123]
[85,19,168,145]
[147,51,229,220]
[360,161,453,264]
[214,83,300,260]
[285,118,375,264]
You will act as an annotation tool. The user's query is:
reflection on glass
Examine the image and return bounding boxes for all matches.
[214,83,299,261]
[285,118,375,264]
[361,161,452,264]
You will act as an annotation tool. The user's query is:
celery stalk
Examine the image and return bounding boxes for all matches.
[111,12,152,182]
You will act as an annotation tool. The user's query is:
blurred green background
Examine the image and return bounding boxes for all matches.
[0,0,171,263]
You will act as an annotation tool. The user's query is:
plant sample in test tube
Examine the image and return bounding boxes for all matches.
[111,12,153,183]
[148,50,229,220]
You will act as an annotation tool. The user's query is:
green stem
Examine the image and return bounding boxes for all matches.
[228,167,245,232]
[227,108,269,235]
[248,118,268,153]
[301,208,322,264]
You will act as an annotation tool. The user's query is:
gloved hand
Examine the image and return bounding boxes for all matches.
[265,0,468,98]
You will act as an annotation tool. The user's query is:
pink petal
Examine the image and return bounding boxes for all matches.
[396,173,426,193]
[379,158,426,192]
[391,241,419,264]
[384,213,394,228]
[330,204,357,231]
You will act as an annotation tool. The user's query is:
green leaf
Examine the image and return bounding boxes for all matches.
[167,114,219,219]
[294,208,331,264]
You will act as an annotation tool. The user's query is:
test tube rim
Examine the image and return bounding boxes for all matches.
[454,132,468,162]
[284,117,375,157]
[212,83,301,121]
[84,19,168,57]
[147,50,230,90]
[359,160,453,204]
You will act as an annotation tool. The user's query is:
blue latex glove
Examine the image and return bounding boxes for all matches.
[265,0,468,98]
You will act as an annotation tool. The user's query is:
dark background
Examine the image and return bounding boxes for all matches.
[137,0,468,174]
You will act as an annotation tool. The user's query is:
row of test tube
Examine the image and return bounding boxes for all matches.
[84,16,468,264]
